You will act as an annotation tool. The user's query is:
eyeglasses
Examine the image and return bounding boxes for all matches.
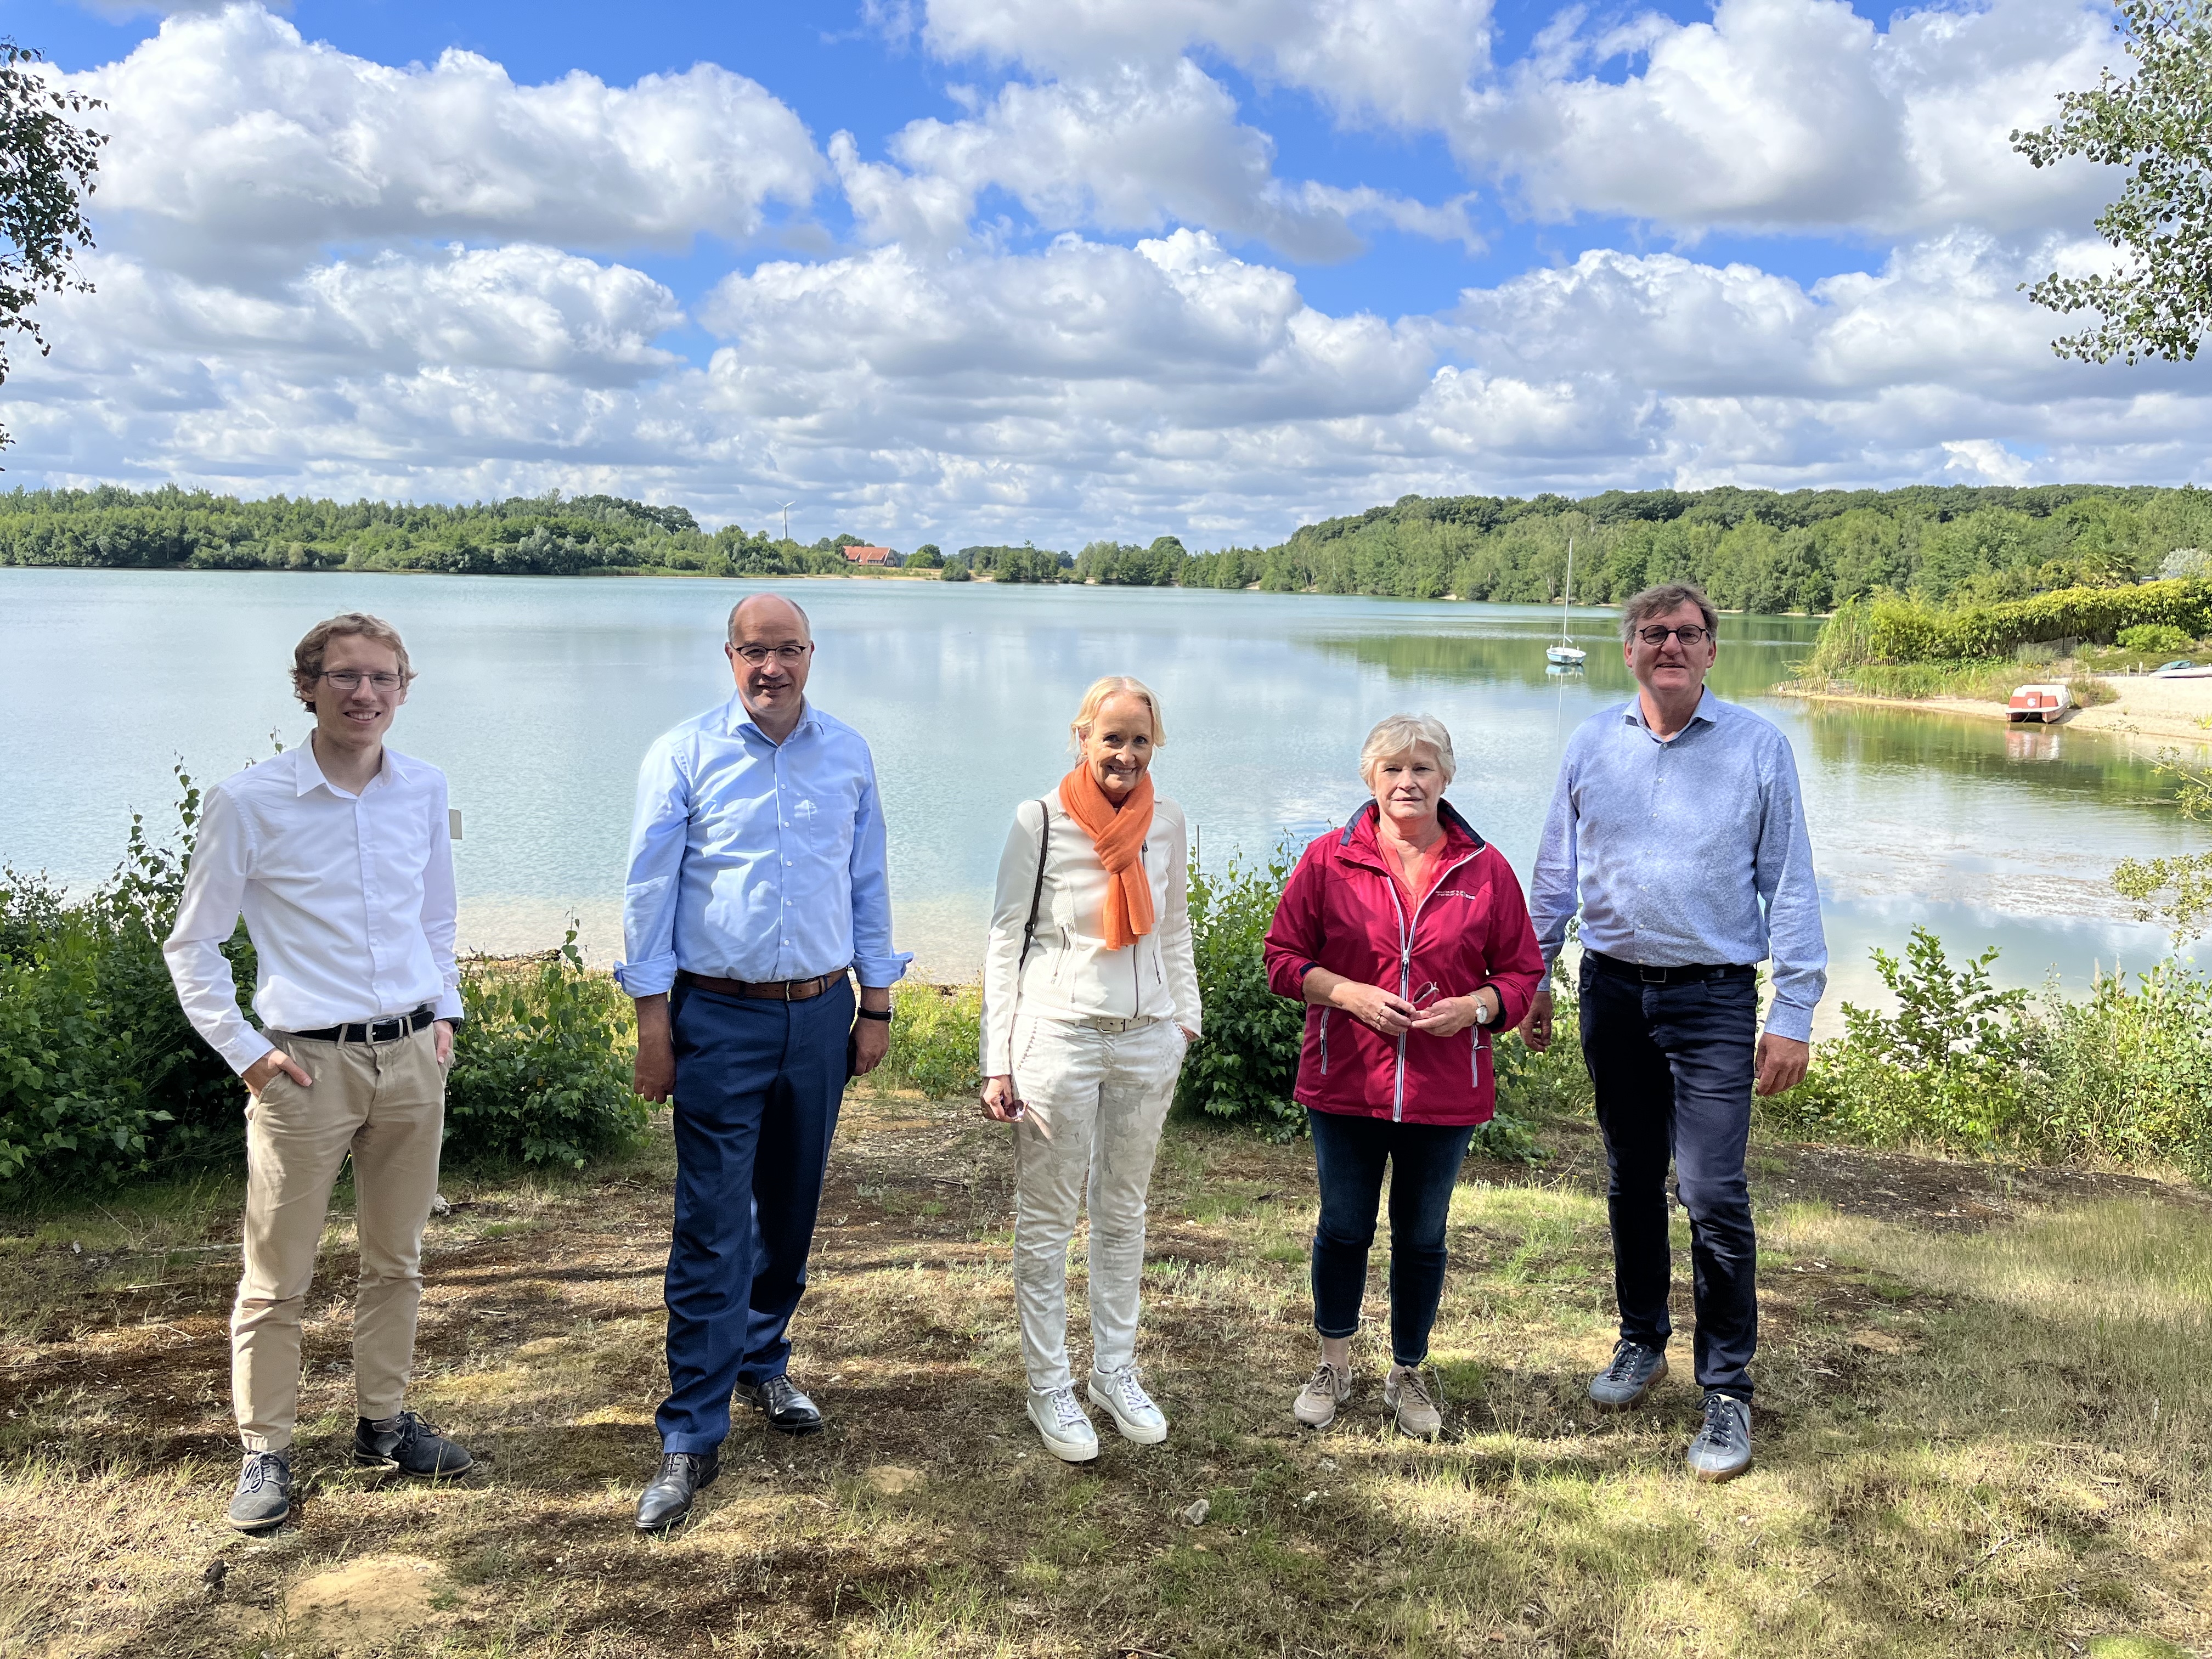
[319,670,404,692]
[728,643,811,666]
[1635,625,1712,647]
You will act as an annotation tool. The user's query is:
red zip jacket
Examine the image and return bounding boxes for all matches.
[1263,800,1545,1126]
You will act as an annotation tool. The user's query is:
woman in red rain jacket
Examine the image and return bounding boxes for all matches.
[1262,713,1544,1439]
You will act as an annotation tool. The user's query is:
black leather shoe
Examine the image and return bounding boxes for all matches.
[735,1374,823,1435]
[636,1451,719,1531]
[354,1410,474,1477]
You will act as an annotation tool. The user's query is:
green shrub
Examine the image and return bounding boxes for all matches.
[2117,622,2196,654]
[1176,850,1308,1137]
[1851,578,2212,663]
[876,981,983,1098]
[1764,928,2031,1153]
[443,931,649,1170]
[0,774,252,1196]
[1767,927,2212,1178]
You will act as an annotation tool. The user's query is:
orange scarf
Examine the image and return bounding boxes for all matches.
[1058,763,1156,951]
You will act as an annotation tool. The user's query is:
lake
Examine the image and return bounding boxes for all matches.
[3,569,2202,1031]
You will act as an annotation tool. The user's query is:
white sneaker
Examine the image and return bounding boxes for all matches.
[1087,1365,1169,1444]
[1293,1361,1352,1429]
[1384,1363,1443,1439]
[1025,1386,1099,1462]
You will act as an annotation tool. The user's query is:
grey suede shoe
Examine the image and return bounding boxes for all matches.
[1686,1392,1753,1482]
[1588,1339,1669,1410]
[355,1410,473,1477]
[227,1449,292,1532]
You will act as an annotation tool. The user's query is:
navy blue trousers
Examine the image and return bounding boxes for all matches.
[1307,1109,1476,1368]
[656,977,851,1454]
[1578,961,1760,1401]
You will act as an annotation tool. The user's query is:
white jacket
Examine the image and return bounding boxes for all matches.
[980,793,1203,1076]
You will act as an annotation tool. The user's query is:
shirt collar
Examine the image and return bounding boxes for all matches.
[725,692,819,744]
[1623,686,1719,737]
[294,736,393,798]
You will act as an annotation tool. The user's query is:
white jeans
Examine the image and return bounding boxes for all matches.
[1009,1013,1184,1393]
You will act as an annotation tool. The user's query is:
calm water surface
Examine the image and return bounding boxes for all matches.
[3,571,2201,1031]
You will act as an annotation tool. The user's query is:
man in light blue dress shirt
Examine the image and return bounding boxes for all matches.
[616,593,910,1530]
[1522,582,1826,1485]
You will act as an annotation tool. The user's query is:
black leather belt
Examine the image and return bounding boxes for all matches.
[1585,951,1756,986]
[677,969,845,1002]
[278,1004,437,1043]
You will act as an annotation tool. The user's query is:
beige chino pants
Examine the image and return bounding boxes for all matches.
[233,1025,445,1452]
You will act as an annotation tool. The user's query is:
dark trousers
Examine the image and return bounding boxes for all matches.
[1579,961,1759,1401]
[1307,1108,1476,1368]
[656,977,852,1454]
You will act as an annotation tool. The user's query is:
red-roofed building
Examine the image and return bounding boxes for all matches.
[843,544,897,566]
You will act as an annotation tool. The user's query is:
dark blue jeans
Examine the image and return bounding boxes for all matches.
[656,977,852,1455]
[1307,1109,1476,1368]
[1578,961,1759,1401]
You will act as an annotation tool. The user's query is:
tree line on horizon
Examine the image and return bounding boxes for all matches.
[2,479,2209,614]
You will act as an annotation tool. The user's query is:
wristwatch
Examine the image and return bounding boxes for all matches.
[856,1007,894,1023]
[1472,990,1494,1025]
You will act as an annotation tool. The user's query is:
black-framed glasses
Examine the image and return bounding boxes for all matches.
[729,642,811,666]
[319,670,404,692]
[1635,624,1711,647]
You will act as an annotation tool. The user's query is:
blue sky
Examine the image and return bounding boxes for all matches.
[1,0,2199,548]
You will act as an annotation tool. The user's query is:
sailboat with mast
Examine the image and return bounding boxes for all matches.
[1545,538,1588,667]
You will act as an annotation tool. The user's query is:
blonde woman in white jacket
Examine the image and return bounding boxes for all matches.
[980,676,1202,1463]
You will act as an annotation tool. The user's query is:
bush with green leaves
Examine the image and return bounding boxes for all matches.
[875,980,983,1098]
[1767,926,2212,1177]
[1176,849,1308,1137]
[1,772,251,1194]
[2117,622,2197,654]
[442,932,650,1170]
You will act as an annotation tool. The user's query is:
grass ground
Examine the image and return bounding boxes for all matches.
[2,1091,2207,1659]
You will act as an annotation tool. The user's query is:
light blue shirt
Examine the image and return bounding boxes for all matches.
[613,694,911,996]
[1530,688,1827,1042]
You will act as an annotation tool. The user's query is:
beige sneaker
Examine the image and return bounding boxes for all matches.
[1293,1361,1352,1428]
[1384,1364,1443,1438]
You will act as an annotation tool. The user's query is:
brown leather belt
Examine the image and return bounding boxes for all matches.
[676,969,845,1002]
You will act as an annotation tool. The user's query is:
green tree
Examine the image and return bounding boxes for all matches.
[0,39,105,447]
[2013,0,2212,363]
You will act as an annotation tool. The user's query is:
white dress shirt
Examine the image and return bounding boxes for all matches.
[164,740,464,1075]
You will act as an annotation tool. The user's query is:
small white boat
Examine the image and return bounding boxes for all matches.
[2008,682,2075,723]
[1547,541,1587,668]
[2153,659,2212,679]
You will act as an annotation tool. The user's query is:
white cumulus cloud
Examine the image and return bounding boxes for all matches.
[72,3,826,275]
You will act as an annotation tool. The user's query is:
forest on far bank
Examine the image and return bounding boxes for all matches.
[3,479,2208,614]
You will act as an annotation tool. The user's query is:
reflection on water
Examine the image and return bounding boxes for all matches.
[1,572,2199,1036]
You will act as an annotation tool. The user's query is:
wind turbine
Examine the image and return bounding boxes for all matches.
[778,502,795,543]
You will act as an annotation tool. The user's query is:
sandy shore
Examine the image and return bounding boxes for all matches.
[1779,673,2212,750]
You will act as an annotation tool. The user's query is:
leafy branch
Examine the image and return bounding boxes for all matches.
[2012,0,2212,363]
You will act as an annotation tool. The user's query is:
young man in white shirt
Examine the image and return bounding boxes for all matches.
[165,612,473,1532]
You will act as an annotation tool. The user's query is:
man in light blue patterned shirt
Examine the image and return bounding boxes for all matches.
[616,593,911,1530]
[1522,582,1825,1485]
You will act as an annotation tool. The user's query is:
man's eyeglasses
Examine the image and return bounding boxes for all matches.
[1635,625,1712,647]
[319,670,404,692]
[729,643,811,666]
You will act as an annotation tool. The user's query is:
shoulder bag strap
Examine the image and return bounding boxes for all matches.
[1016,799,1051,971]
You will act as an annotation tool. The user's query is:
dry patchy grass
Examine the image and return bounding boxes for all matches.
[1,1093,2205,1658]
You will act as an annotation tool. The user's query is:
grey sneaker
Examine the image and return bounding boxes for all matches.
[1588,1339,1669,1410]
[1025,1386,1099,1463]
[1686,1392,1753,1482]
[1384,1364,1443,1439]
[227,1449,292,1532]
[1087,1365,1168,1444]
[1293,1361,1352,1429]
